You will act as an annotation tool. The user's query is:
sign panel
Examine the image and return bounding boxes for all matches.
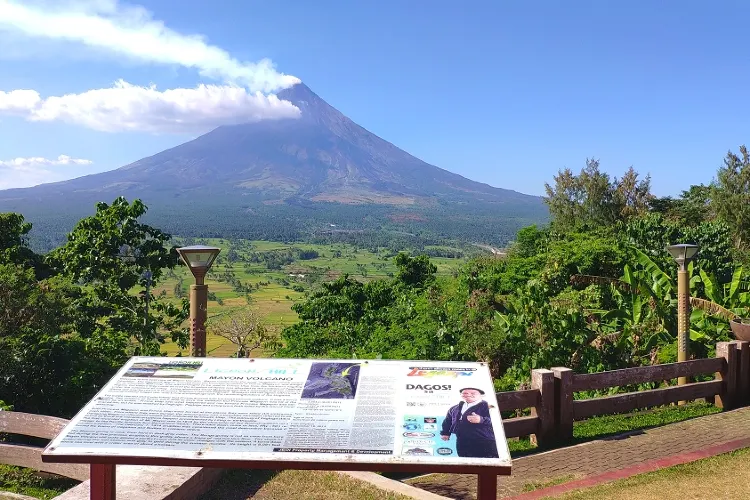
[43,357,511,469]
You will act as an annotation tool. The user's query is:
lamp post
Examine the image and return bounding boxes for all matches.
[141,270,153,342]
[666,243,700,389]
[176,245,221,357]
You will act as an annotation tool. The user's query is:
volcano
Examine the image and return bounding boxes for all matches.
[0,83,547,248]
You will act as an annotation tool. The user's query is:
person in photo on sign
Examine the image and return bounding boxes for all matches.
[440,387,498,458]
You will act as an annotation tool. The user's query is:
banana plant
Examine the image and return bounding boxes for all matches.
[595,260,674,362]
[578,247,692,361]
[690,266,750,342]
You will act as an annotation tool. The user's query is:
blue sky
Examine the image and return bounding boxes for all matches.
[1,1,748,196]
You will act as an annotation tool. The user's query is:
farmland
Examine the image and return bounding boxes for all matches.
[155,238,471,357]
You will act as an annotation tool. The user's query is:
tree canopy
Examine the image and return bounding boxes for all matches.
[544,159,652,232]
[0,197,187,416]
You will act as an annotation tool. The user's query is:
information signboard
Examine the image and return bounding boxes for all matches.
[43,357,511,473]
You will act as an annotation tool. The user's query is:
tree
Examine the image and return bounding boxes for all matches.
[713,146,750,252]
[650,185,713,227]
[614,167,654,220]
[209,310,277,358]
[544,159,652,231]
[0,200,192,416]
[677,185,713,226]
[0,264,117,416]
[624,212,734,282]
[356,263,368,278]
[0,213,47,275]
[509,225,549,259]
[47,197,188,355]
[395,253,436,287]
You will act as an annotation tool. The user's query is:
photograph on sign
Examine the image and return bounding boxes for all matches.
[301,362,360,399]
[123,360,203,379]
[43,357,511,469]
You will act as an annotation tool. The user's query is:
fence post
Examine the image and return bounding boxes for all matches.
[733,340,749,405]
[530,368,554,448]
[551,367,573,442]
[715,342,737,410]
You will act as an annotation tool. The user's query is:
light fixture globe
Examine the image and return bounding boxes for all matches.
[666,243,700,271]
[176,245,221,284]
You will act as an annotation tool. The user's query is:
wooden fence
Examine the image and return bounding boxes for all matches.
[0,411,88,481]
[498,340,750,447]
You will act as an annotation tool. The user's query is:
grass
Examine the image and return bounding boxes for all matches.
[0,465,78,500]
[199,469,412,500]
[506,401,720,458]
[523,474,577,492]
[553,447,750,499]
[572,400,721,441]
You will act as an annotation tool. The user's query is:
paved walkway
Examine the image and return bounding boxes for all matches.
[406,406,750,499]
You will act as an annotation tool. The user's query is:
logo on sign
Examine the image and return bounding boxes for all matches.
[407,367,476,378]
[403,432,435,438]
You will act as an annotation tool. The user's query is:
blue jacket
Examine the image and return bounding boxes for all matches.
[440,400,495,441]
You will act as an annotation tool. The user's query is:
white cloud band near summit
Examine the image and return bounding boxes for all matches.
[0,0,302,133]
[0,155,93,168]
[0,80,302,134]
[0,0,300,93]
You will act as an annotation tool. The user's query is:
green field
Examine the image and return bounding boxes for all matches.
[156,239,468,357]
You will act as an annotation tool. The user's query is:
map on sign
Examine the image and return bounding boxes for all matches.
[43,357,512,468]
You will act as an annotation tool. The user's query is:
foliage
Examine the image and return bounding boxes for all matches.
[0,213,48,276]
[0,465,78,500]
[689,266,750,344]
[0,197,188,417]
[46,197,188,355]
[544,160,652,232]
[11,195,548,255]
[649,184,713,227]
[278,254,454,360]
[542,231,629,293]
[394,252,436,287]
[0,264,117,417]
[280,217,749,394]
[509,225,549,258]
[623,212,734,282]
[712,145,750,252]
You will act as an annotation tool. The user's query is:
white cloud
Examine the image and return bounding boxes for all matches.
[0,89,41,114]
[0,0,300,93]
[0,80,301,133]
[0,154,93,168]
[0,154,93,189]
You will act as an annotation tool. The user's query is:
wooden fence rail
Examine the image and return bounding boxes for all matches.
[498,340,750,445]
[0,411,89,481]
[570,357,725,392]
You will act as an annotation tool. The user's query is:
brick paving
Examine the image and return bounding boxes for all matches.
[405,406,750,499]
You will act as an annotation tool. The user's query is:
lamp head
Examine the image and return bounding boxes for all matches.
[666,243,700,271]
[176,245,221,284]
